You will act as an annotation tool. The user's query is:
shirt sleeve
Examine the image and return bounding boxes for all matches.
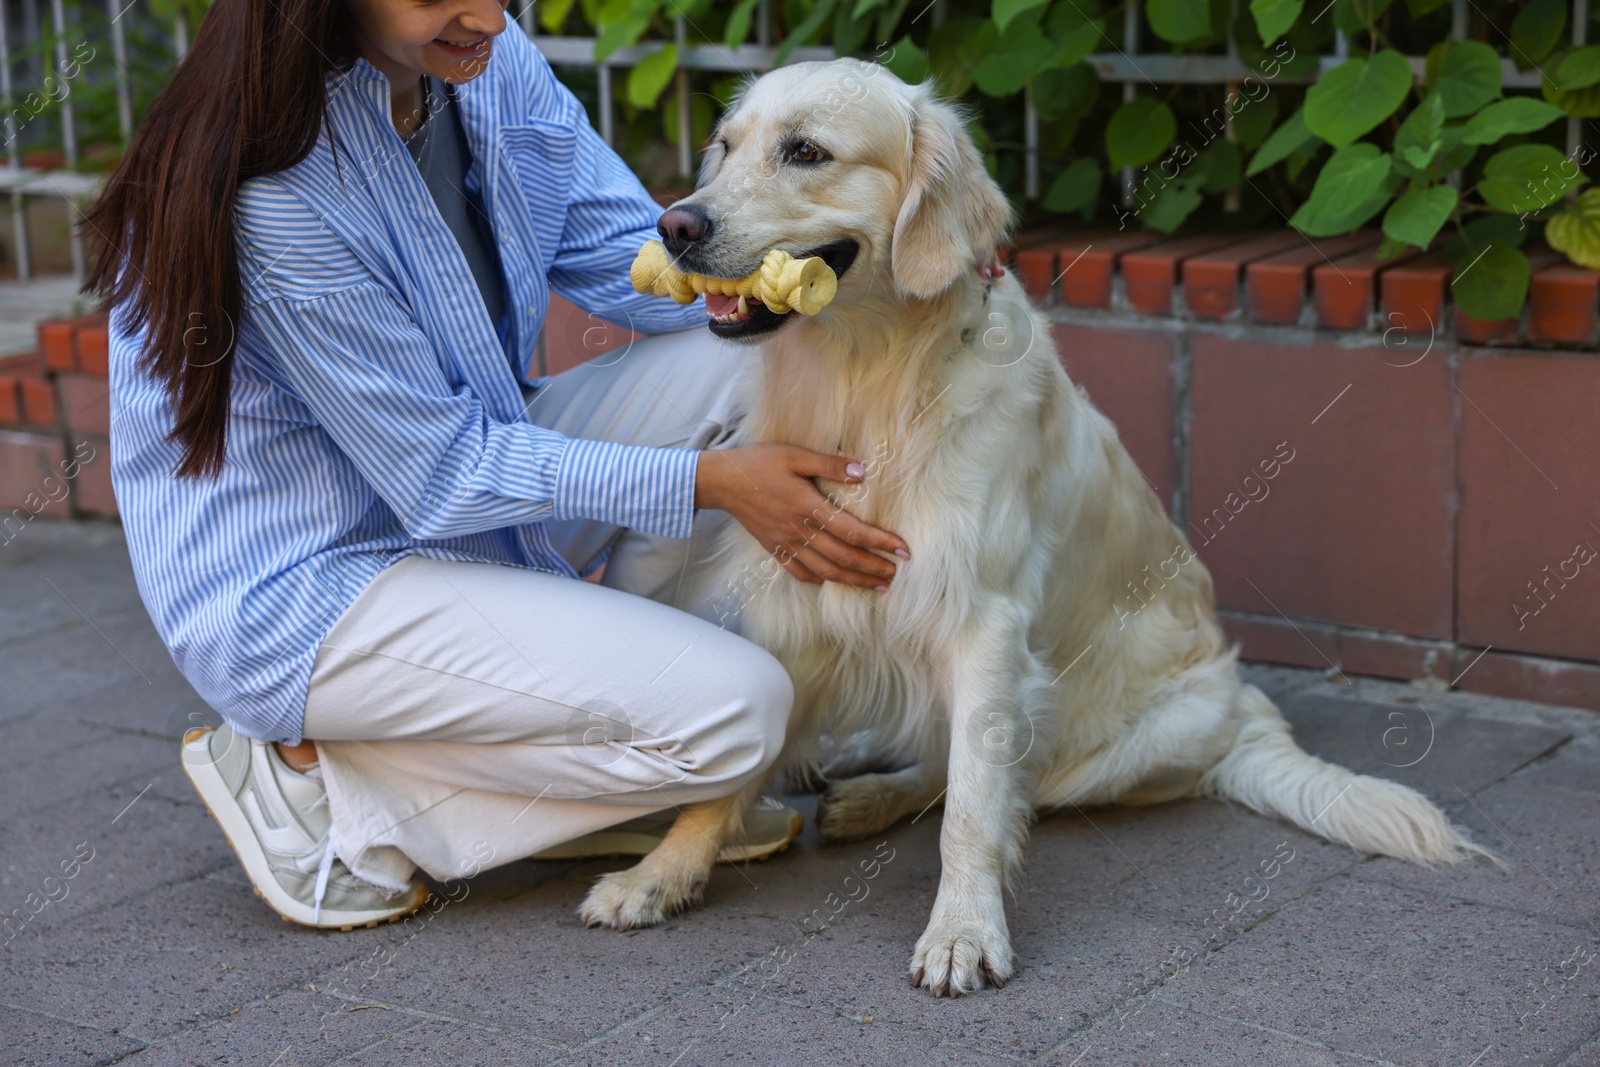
[245,281,700,542]
[521,47,708,336]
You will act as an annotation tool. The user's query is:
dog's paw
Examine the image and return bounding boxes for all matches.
[816,775,900,843]
[909,915,1015,997]
[577,863,708,931]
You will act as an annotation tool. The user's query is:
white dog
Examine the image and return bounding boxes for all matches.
[577,58,1493,996]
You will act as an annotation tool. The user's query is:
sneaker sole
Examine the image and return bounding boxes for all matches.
[181,727,428,931]
[533,809,805,864]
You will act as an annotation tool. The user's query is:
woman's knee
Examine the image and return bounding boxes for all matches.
[691,646,793,785]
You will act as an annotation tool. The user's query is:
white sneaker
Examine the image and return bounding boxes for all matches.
[181,724,428,930]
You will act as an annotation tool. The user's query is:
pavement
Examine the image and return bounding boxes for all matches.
[3,520,1598,1067]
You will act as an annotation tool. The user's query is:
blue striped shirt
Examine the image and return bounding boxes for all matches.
[109,27,708,744]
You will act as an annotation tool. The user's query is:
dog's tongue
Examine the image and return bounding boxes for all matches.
[704,291,739,317]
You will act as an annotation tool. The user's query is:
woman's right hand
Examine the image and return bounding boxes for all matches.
[694,444,910,590]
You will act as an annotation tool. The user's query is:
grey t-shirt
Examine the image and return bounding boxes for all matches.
[403,77,508,337]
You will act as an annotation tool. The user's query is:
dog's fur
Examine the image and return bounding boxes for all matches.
[577,59,1495,995]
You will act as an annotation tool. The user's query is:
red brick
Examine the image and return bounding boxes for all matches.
[0,376,19,425]
[64,434,114,517]
[1053,231,1166,310]
[1527,265,1600,346]
[1456,248,1564,345]
[1188,333,1455,639]
[1179,232,1305,321]
[1246,231,1381,326]
[536,293,642,378]
[76,322,110,377]
[1122,235,1249,317]
[0,352,41,375]
[1455,648,1600,712]
[0,430,71,520]
[18,377,54,425]
[1053,323,1178,512]
[54,373,111,437]
[1008,224,1089,302]
[1379,252,1452,341]
[1313,242,1431,331]
[1219,610,1452,682]
[38,320,77,373]
[1457,351,1600,664]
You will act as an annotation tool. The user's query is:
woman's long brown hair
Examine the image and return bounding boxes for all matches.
[82,0,355,477]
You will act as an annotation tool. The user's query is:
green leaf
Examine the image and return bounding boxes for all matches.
[1546,188,1600,268]
[1250,0,1302,45]
[1042,16,1104,73]
[880,34,929,84]
[851,0,888,16]
[723,0,762,45]
[1140,177,1205,233]
[1511,0,1566,69]
[928,17,997,95]
[1382,185,1457,248]
[1461,97,1567,145]
[1304,51,1412,147]
[1542,67,1600,117]
[1106,98,1178,170]
[994,0,1051,32]
[1148,0,1213,43]
[1480,144,1586,214]
[1196,140,1242,193]
[832,3,873,54]
[1290,143,1396,236]
[626,43,678,107]
[594,16,649,61]
[1558,46,1600,91]
[1043,158,1103,212]
[1233,91,1279,150]
[1426,41,1502,118]
[1394,92,1445,170]
[1033,63,1100,123]
[1441,214,1528,264]
[774,0,837,66]
[1452,244,1530,320]
[1334,0,1393,33]
[1247,106,1316,176]
[1399,0,1450,14]
[973,14,1058,96]
[539,0,578,32]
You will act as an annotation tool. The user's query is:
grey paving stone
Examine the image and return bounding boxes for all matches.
[1353,776,1600,930]
[338,1020,569,1066]
[556,994,953,1066]
[0,521,146,651]
[2,1004,145,1067]
[1,874,383,1042]
[0,711,174,819]
[1519,732,1600,796]
[1273,690,1572,806]
[0,782,232,939]
[1156,875,1600,1067]
[1046,997,1365,1067]
[114,988,427,1067]
[0,605,182,725]
[325,863,801,1046]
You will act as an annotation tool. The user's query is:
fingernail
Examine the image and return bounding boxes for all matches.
[874,584,889,593]
[894,548,909,559]
[845,462,865,479]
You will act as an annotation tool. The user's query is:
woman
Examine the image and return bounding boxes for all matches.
[85,0,1002,930]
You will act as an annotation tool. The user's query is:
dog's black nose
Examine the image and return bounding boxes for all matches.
[658,204,713,257]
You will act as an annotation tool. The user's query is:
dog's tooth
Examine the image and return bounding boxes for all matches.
[737,294,748,317]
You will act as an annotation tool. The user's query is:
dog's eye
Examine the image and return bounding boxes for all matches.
[787,140,830,166]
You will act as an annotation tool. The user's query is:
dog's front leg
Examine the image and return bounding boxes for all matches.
[910,622,1047,996]
[577,780,762,930]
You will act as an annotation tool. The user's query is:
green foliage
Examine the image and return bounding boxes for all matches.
[1290,143,1397,235]
[1546,189,1600,269]
[1453,244,1531,320]
[1304,52,1412,147]
[1106,98,1178,170]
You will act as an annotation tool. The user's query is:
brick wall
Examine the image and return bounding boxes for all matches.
[10,224,1599,711]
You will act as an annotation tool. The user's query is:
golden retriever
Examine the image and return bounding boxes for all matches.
[576,58,1493,996]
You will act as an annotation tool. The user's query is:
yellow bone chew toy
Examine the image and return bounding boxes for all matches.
[629,239,838,316]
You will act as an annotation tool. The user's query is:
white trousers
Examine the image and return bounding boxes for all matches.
[302,328,789,889]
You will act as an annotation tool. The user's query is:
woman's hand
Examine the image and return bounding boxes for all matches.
[695,445,909,590]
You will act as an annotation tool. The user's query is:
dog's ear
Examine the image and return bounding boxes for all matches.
[891,87,1013,299]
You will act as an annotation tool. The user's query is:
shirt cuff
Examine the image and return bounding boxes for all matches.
[551,437,700,538]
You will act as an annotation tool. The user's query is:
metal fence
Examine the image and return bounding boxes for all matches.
[0,0,1584,283]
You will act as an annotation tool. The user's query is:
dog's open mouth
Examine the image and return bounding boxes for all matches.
[704,239,858,340]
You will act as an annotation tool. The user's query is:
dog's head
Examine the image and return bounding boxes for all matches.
[659,58,1012,341]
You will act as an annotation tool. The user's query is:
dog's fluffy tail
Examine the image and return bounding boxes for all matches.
[1197,684,1503,868]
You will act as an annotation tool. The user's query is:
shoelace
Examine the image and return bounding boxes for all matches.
[311,825,339,926]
